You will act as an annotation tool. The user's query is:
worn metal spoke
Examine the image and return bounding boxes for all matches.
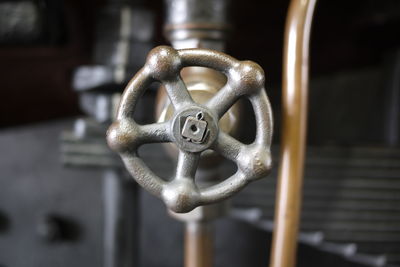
[139,121,172,144]
[212,131,245,163]
[175,150,200,179]
[205,83,238,118]
[164,76,193,109]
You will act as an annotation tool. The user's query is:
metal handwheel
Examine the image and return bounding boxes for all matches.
[107,46,273,213]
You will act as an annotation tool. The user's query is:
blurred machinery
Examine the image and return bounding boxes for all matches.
[0,0,65,45]
[62,0,155,266]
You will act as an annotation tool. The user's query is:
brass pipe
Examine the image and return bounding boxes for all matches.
[184,221,214,267]
[269,0,317,267]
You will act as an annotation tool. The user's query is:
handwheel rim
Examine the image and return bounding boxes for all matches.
[107,46,273,213]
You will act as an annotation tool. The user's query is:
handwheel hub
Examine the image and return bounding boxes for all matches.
[172,106,219,153]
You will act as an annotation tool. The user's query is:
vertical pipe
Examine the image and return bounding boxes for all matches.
[163,1,230,267]
[103,170,138,267]
[103,170,122,267]
[184,222,214,267]
[269,1,317,267]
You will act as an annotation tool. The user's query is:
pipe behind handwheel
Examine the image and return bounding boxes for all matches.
[269,0,317,267]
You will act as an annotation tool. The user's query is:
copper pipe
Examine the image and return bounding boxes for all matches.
[184,222,214,267]
[269,0,317,267]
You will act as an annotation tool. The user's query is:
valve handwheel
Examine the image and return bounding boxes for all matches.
[107,46,273,213]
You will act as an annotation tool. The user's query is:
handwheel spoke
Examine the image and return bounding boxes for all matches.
[164,76,193,109]
[212,131,245,163]
[205,83,238,118]
[139,121,172,144]
[175,151,200,179]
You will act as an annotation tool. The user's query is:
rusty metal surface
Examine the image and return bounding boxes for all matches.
[107,45,273,213]
[269,0,317,267]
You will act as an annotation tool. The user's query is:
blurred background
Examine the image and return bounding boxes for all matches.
[0,0,400,266]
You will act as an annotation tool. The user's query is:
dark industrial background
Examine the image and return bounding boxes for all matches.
[0,0,400,267]
[1,0,400,139]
